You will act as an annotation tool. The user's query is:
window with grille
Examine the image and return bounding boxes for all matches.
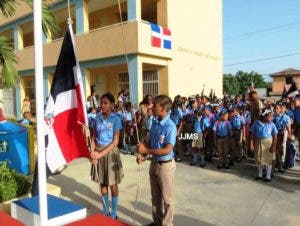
[118,72,129,92]
[143,70,158,97]
[118,70,159,97]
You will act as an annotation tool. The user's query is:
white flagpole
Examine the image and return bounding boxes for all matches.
[34,0,48,225]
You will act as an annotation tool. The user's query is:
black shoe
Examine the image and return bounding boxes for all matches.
[146,223,156,226]
[224,164,230,169]
[229,160,234,166]
[190,161,196,166]
[130,152,135,155]
[175,157,182,162]
[199,163,206,168]
[255,176,263,181]
[264,178,271,182]
[217,164,224,169]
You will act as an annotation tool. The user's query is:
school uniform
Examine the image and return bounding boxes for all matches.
[170,107,183,160]
[273,113,291,170]
[202,113,215,160]
[191,116,206,166]
[124,110,137,154]
[90,112,124,185]
[149,115,177,226]
[230,114,245,161]
[250,121,278,166]
[292,107,300,146]
[213,120,232,166]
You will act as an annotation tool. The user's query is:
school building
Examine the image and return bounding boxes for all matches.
[0,0,223,118]
[270,68,300,96]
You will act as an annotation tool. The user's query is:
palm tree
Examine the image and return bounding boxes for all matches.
[0,0,59,88]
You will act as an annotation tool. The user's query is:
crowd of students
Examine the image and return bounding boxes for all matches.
[87,90,299,183]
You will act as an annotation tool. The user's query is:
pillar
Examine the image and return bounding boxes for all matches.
[75,0,89,34]
[127,0,141,21]
[128,55,143,105]
[13,25,23,50]
[157,0,168,27]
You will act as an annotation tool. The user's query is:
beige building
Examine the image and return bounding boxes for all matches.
[270,68,300,96]
[0,0,223,118]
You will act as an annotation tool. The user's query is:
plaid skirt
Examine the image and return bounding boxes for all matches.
[90,145,124,186]
[254,138,274,165]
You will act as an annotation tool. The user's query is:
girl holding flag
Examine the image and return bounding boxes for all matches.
[90,92,124,219]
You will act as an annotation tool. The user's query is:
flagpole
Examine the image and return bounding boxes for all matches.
[34,0,48,225]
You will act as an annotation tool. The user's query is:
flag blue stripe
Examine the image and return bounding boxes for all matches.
[163,40,172,49]
[151,23,161,33]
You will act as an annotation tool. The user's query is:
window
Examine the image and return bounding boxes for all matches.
[118,72,129,92]
[143,70,158,97]
[118,70,159,98]
[286,77,293,84]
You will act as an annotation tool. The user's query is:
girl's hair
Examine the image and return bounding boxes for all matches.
[260,108,273,121]
[140,95,153,105]
[101,92,115,103]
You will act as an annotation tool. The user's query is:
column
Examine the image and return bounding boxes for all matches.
[75,0,89,34]
[15,81,21,119]
[84,68,91,98]
[13,25,23,50]
[43,71,49,103]
[128,55,143,105]
[127,0,141,21]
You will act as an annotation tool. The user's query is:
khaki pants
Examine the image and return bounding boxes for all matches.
[276,130,288,170]
[217,136,229,165]
[149,160,176,226]
[230,130,243,161]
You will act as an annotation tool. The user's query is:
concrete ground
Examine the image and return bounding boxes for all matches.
[48,154,300,226]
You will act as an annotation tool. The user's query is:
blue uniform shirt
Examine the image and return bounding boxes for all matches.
[150,115,176,161]
[88,112,97,127]
[170,107,183,126]
[92,112,122,146]
[273,114,291,130]
[292,108,300,124]
[147,116,154,131]
[202,115,213,130]
[250,121,278,139]
[124,110,133,122]
[193,117,203,133]
[213,120,232,137]
[230,114,245,130]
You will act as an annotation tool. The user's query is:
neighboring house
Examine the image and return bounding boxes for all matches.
[0,0,223,118]
[270,68,300,96]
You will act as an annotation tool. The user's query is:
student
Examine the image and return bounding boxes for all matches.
[114,101,126,149]
[273,102,291,173]
[137,95,176,226]
[213,110,232,169]
[88,107,97,128]
[229,107,246,164]
[202,106,214,161]
[250,108,278,182]
[124,102,137,155]
[292,95,300,149]
[284,135,297,169]
[170,99,183,162]
[241,104,251,158]
[191,110,205,167]
[90,93,124,219]
[19,111,34,126]
[147,107,155,133]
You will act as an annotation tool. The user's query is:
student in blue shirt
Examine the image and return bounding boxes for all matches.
[292,95,300,147]
[213,110,232,169]
[123,102,137,155]
[90,93,124,219]
[114,101,126,149]
[250,108,278,182]
[273,102,291,173]
[137,95,176,226]
[191,110,206,167]
[88,107,97,128]
[170,100,183,162]
[229,107,246,164]
[203,106,215,161]
[19,112,34,126]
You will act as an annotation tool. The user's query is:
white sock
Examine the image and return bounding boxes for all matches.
[258,165,263,177]
[266,165,272,180]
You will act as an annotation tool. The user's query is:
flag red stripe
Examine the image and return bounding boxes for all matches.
[152,37,161,47]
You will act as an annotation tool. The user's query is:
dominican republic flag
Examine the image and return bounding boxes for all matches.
[44,23,90,173]
[150,23,172,49]
[285,78,299,98]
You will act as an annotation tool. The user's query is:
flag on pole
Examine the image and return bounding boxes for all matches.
[44,23,90,173]
[285,78,299,98]
[150,23,172,49]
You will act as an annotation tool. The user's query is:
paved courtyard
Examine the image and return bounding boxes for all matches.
[48,154,300,226]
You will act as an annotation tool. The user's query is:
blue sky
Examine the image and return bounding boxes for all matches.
[223,0,300,81]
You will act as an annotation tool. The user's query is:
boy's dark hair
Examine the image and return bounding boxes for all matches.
[101,92,115,103]
[155,95,172,112]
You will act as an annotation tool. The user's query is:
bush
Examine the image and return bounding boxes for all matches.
[0,161,31,202]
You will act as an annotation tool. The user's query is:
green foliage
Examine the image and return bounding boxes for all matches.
[0,161,31,202]
[0,0,59,88]
[223,71,267,95]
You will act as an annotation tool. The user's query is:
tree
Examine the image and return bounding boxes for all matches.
[223,70,267,95]
[0,0,59,88]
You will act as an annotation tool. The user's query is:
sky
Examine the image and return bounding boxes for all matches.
[223,0,300,81]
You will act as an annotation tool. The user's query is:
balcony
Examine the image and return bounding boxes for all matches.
[15,20,172,71]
